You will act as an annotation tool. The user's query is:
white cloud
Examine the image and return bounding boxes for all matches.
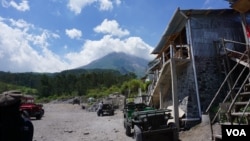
[94,19,129,37]
[0,17,67,72]
[0,17,154,73]
[2,0,30,11]
[9,19,32,29]
[65,28,82,39]
[98,0,121,11]
[99,0,113,11]
[67,0,96,14]
[67,0,121,14]
[65,35,155,68]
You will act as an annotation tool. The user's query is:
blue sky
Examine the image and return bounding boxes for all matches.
[0,0,230,73]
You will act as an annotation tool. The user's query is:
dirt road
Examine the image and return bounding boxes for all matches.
[31,103,212,141]
[32,103,134,141]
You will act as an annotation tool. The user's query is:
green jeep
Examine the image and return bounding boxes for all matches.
[123,98,178,141]
[123,102,154,136]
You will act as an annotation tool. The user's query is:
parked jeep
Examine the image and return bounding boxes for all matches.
[123,102,154,136]
[97,103,115,116]
[123,96,178,141]
[20,95,44,120]
[132,109,178,141]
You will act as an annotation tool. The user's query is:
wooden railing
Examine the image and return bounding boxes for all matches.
[206,38,250,124]
[146,44,190,105]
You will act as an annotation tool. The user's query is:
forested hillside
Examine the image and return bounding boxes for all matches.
[0,69,146,101]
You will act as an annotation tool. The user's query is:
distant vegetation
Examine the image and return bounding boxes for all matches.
[0,69,149,102]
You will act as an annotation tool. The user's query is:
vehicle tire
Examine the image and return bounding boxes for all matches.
[36,114,42,120]
[125,125,132,136]
[41,109,45,116]
[168,122,178,141]
[168,122,176,128]
[134,125,142,141]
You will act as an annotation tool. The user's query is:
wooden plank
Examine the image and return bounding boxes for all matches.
[240,92,250,96]
[235,101,249,105]
[231,112,250,116]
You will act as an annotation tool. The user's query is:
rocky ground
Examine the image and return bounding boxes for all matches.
[31,103,213,141]
[32,103,134,141]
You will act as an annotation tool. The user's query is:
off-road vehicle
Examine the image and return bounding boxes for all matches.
[132,109,178,141]
[123,96,178,141]
[123,102,157,135]
[20,95,44,120]
[97,103,115,116]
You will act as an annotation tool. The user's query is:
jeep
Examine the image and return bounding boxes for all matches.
[20,95,44,120]
[97,103,115,116]
[123,96,178,141]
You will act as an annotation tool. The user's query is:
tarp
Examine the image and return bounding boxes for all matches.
[167,105,185,118]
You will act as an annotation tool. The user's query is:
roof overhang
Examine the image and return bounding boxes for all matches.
[151,8,188,54]
[151,8,236,55]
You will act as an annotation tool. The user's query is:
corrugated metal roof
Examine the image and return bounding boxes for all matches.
[152,8,187,54]
[151,8,236,54]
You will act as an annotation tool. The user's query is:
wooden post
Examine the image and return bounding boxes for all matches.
[170,44,180,131]
[159,87,162,109]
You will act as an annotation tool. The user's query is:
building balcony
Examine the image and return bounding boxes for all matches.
[146,44,191,108]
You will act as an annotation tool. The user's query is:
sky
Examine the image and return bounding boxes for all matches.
[0,0,231,73]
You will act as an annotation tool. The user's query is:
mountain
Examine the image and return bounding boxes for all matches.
[78,52,149,77]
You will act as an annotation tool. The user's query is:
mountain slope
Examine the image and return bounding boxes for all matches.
[79,52,149,77]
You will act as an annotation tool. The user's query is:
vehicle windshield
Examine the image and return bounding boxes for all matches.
[22,95,34,103]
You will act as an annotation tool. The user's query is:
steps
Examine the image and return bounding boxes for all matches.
[208,39,250,140]
[228,83,250,124]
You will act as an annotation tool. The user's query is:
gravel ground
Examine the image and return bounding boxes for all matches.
[32,103,134,141]
[31,103,212,141]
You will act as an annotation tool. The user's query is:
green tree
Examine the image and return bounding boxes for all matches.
[39,74,52,97]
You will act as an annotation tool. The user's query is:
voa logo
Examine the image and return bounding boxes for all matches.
[226,129,246,136]
[222,125,249,141]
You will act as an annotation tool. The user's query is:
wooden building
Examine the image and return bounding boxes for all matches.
[146,7,250,132]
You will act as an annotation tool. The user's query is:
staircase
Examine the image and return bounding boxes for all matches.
[229,83,250,124]
[206,39,250,140]
[222,42,250,125]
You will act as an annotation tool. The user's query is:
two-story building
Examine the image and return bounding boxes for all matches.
[146,7,250,132]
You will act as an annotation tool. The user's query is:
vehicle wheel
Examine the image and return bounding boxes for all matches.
[36,114,42,120]
[134,125,142,141]
[168,123,178,141]
[125,125,132,136]
[41,109,45,116]
[168,122,176,128]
